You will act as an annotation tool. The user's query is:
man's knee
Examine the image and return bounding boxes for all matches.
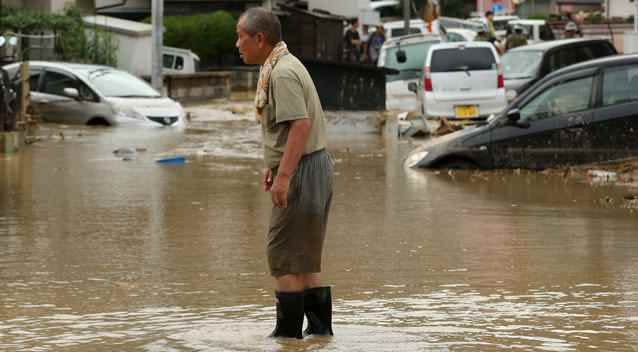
[275,274,305,292]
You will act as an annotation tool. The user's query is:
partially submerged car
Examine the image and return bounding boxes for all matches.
[405,54,638,170]
[3,61,185,127]
[502,38,617,101]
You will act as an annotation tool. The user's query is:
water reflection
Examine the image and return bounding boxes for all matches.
[1,108,638,351]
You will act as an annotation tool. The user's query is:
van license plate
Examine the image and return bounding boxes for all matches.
[454,105,478,119]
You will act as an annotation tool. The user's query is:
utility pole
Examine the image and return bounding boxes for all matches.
[151,0,163,92]
[404,0,410,33]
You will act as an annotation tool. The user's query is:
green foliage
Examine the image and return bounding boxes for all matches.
[0,5,117,66]
[162,11,236,63]
[440,0,465,19]
[0,7,73,32]
[56,5,87,61]
[528,13,549,20]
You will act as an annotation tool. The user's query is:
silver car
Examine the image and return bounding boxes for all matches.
[3,61,185,127]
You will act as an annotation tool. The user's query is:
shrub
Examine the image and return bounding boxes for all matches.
[0,5,116,65]
[162,11,236,64]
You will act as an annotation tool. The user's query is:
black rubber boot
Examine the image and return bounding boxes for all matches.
[269,291,304,339]
[303,286,334,336]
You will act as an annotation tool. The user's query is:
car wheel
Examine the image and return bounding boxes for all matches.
[438,159,477,170]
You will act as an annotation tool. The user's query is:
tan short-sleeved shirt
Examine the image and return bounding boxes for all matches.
[261,53,327,169]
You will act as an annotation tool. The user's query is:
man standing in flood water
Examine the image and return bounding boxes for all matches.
[236,8,335,339]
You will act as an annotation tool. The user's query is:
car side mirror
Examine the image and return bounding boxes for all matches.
[396,49,407,63]
[506,109,521,123]
[408,82,418,93]
[506,109,531,128]
[63,87,81,100]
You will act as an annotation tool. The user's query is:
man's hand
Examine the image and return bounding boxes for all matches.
[270,174,290,208]
[262,168,273,192]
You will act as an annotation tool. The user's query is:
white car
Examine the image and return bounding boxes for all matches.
[3,61,185,127]
[469,15,520,39]
[445,28,477,42]
[378,33,443,111]
[383,19,427,40]
[420,42,507,122]
[506,19,556,44]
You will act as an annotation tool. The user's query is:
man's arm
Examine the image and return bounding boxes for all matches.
[270,118,311,208]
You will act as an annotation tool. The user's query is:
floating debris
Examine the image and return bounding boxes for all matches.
[587,170,618,184]
[155,155,186,164]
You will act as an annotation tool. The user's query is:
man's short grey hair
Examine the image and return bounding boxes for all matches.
[239,7,282,46]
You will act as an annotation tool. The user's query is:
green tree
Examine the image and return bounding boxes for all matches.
[162,11,236,64]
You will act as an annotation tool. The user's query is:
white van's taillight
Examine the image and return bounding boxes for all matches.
[497,64,504,89]
[424,66,432,92]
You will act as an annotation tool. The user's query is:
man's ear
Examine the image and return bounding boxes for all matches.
[256,32,266,48]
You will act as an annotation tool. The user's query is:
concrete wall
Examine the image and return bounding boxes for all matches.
[607,0,637,19]
[162,72,232,102]
[309,0,367,17]
[95,0,148,12]
[115,34,152,76]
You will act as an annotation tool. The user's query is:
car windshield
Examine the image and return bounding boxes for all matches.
[502,50,543,79]
[390,27,422,38]
[79,69,160,98]
[383,40,439,82]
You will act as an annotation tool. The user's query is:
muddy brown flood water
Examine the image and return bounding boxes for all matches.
[1,101,638,351]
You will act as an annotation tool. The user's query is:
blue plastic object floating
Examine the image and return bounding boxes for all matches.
[155,155,186,164]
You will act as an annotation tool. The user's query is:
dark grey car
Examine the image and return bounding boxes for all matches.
[405,54,638,170]
[502,39,617,101]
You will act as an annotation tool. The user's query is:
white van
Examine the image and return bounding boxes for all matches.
[421,42,507,121]
[162,46,200,74]
[507,19,556,44]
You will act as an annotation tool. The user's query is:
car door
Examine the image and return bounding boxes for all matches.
[490,72,595,169]
[9,65,43,114]
[554,74,596,165]
[589,64,638,162]
[38,69,95,124]
[490,97,562,170]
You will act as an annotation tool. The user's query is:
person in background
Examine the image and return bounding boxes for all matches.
[505,25,528,51]
[359,23,371,63]
[475,26,491,42]
[485,11,497,42]
[564,12,582,38]
[564,21,580,39]
[344,18,362,62]
[367,25,386,65]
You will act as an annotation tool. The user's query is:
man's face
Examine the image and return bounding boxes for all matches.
[236,20,267,65]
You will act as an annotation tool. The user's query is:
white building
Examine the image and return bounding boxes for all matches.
[83,15,152,76]
[5,0,94,14]
[605,0,637,19]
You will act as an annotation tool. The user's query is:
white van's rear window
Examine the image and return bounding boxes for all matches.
[431,47,496,72]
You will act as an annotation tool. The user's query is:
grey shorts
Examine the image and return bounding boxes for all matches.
[267,149,334,277]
